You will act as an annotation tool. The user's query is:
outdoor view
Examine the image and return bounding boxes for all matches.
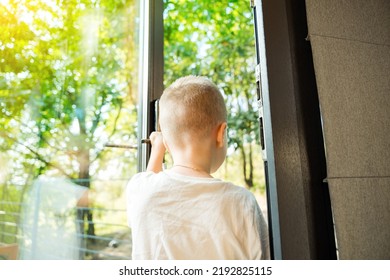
[0,0,265,260]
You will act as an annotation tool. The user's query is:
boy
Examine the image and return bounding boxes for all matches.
[126,76,269,260]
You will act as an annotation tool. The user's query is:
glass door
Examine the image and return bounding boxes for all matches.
[0,0,144,260]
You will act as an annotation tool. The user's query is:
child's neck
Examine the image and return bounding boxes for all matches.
[170,143,213,178]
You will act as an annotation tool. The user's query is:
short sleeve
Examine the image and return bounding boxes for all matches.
[244,193,270,260]
[253,199,270,259]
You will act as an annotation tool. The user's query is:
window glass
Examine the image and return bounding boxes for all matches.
[0,0,140,259]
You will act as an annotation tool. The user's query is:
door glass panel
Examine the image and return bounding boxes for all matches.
[0,0,140,259]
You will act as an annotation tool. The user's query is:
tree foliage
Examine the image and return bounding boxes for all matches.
[0,0,139,243]
[164,0,260,187]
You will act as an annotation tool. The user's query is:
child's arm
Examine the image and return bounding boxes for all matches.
[146,132,166,173]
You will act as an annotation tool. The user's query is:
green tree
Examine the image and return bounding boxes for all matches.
[164,0,260,188]
[0,0,138,249]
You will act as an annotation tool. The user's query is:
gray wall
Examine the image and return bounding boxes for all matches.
[306,0,390,259]
[254,0,336,259]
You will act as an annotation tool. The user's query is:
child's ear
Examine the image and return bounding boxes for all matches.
[216,122,227,148]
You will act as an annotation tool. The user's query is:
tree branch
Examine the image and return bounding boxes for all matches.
[0,131,72,178]
[90,100,124,165]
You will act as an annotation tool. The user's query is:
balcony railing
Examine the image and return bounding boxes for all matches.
[0,178,132,260]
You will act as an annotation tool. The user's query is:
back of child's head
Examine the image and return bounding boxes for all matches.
[159,76,227,146]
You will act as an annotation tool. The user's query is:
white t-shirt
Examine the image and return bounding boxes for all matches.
[126,170,270,260]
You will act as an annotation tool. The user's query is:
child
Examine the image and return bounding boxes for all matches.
[126,76,269,260]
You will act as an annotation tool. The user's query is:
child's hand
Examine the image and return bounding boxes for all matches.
[146,132,166,173]
[149,131,166,155]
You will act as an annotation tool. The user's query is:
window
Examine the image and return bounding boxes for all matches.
[0,0,142,260]
[0,0,267,260]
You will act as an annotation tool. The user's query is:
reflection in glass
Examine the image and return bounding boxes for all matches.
[19,176,87,259]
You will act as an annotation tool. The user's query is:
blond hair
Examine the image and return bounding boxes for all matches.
[159,76,227,145]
